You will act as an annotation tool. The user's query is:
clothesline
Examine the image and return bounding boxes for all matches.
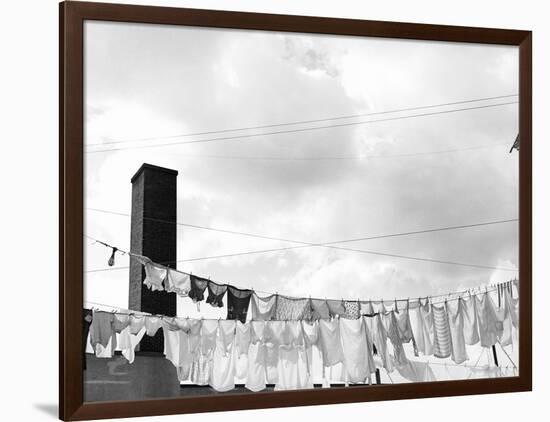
[86,235,517,305]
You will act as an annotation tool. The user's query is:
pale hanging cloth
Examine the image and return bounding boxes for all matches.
[342,300,361,319]
[118,325,146,364]
[368,311,393,373]
[90,311,117,357]
[143,262,167,292]
[432,304,452,359]
[275,296,312,321]
[164,269,191,297]
[210,320,236,392]
[476,292,503,348]
[275,321,311,390]
[339,317,370,383]
[162,317,181,368]
[263,321,285,384]
[447,299,469,364]
[462,294,480,345]
[190,319,218,386]
[498,287,519,346]
[250,293,277,321]
[145,316,162,337]
[326,299,346,318]
[310,298,331,320]
[301,320,320,384]
[409,299,434,357]
[362,316,377,377]
[176,318,192,381]
[386,311,409,367]
[235,321,251,380]
[245,321,267,392]
[318,318,344,367]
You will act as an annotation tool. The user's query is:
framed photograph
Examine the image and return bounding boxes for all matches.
[60,1,532,420]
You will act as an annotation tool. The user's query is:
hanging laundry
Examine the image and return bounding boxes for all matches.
[310,298,331,320]
[275,296,312,321]
[250,293,277,321]
[499,287,519,346]
[432,304,452,359]
[339,318,371,383]
[476,292,503,348]
[359,300,376,316]
[190,319,218,386]
[113,314,130,333]
[342,300,361,319]
[145,316,162,337]
[205,281,227,308]
[275,321,310,390]
[83,309,93,370]
[263,321,285,384]
[366,312,393,372]
[162,317,181,368]
[227,286,252,323]
[129,314,146,335]
[386,311,409,367]
[327,299,346,318]
[118,325,146,364]
[396,300,414,343]
[211,320,236,392]
[318,318,344,367]
[235,321,251,380]
[462,294,480,345]
[246,321,267,392]
[143,262,167,292]
[164,269,191,297]
[447,299,469,364]
[188,275,209,308]
[410,299,434,356]
[90,311,117,357]
[362,316,377,377]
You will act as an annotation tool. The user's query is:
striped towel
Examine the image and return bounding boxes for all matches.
[432,304,452,358]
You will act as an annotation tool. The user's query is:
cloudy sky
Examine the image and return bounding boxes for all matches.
[83,21,519,318]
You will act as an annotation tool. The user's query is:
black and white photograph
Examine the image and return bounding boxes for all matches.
[82,20,520,402]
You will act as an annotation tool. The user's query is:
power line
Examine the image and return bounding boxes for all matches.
[129,142,509,162]
[84,213,518,273]
[86,207,517,249]
[86,101,518,154]
[85,94,518,148]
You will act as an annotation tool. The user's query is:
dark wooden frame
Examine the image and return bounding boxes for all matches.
[60,1,532,420]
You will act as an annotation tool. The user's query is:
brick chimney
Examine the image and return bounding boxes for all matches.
[129,163,178,353]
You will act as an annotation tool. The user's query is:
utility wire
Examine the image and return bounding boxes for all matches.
[86,206,518,249]
[86,101,518,154]
[85,94,517,148]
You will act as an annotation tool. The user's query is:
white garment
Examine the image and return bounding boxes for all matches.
[498,288,518,346]
[143,262,167,292]
[369,313,393,372]
[210,320,236,392]
[339,318,370,383]
[432,304,452,359]
[246,341,267,392]
[476,292,503,348]
[318,318,344,367]
[162,318,181,368]
[275,345,311,390]
[250,293,277,321]
[447,300,469,364]
[264,321,285,384]
[145,316,162,337]
[190,320,217,386]
[118,326,146,364]
[410,300,433,356]
[462,295,480,345]
[164,269,191,296]
[386,311,409,367]
[235,322,251,380]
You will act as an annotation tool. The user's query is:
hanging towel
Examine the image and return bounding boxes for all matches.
[396,300,415,348]
[165,269,191,296]
[145,316,162,337]
[318,318,344,367]
[462,295,480,345]
[113,314,130,333]
[327,299,346,318]
[211,320,236,392]
[275,296,312,321]
[246,321,267,392]
[235,321,251,380]
[367,312,393,372]
[432,304,452,359]
[310,298,331,320]
[362,316,377,376]
[206,281,227,308]
[227,286,252,323]
[83,309,93,369]
[250,292,277,321]
[447,299,469,364]
[410,299,434,356]
[143,262,167,292]
[162,317,181,368]
[191,319,218,386]
[476,292,503,348]
[129,314,146,335]
[339,318,370,383]
[188,275,209,305]
[499,287,519,346]
[118,325,146,364]
[263,321,285,384]
[387,311,409,367]
[90,311,117,356]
